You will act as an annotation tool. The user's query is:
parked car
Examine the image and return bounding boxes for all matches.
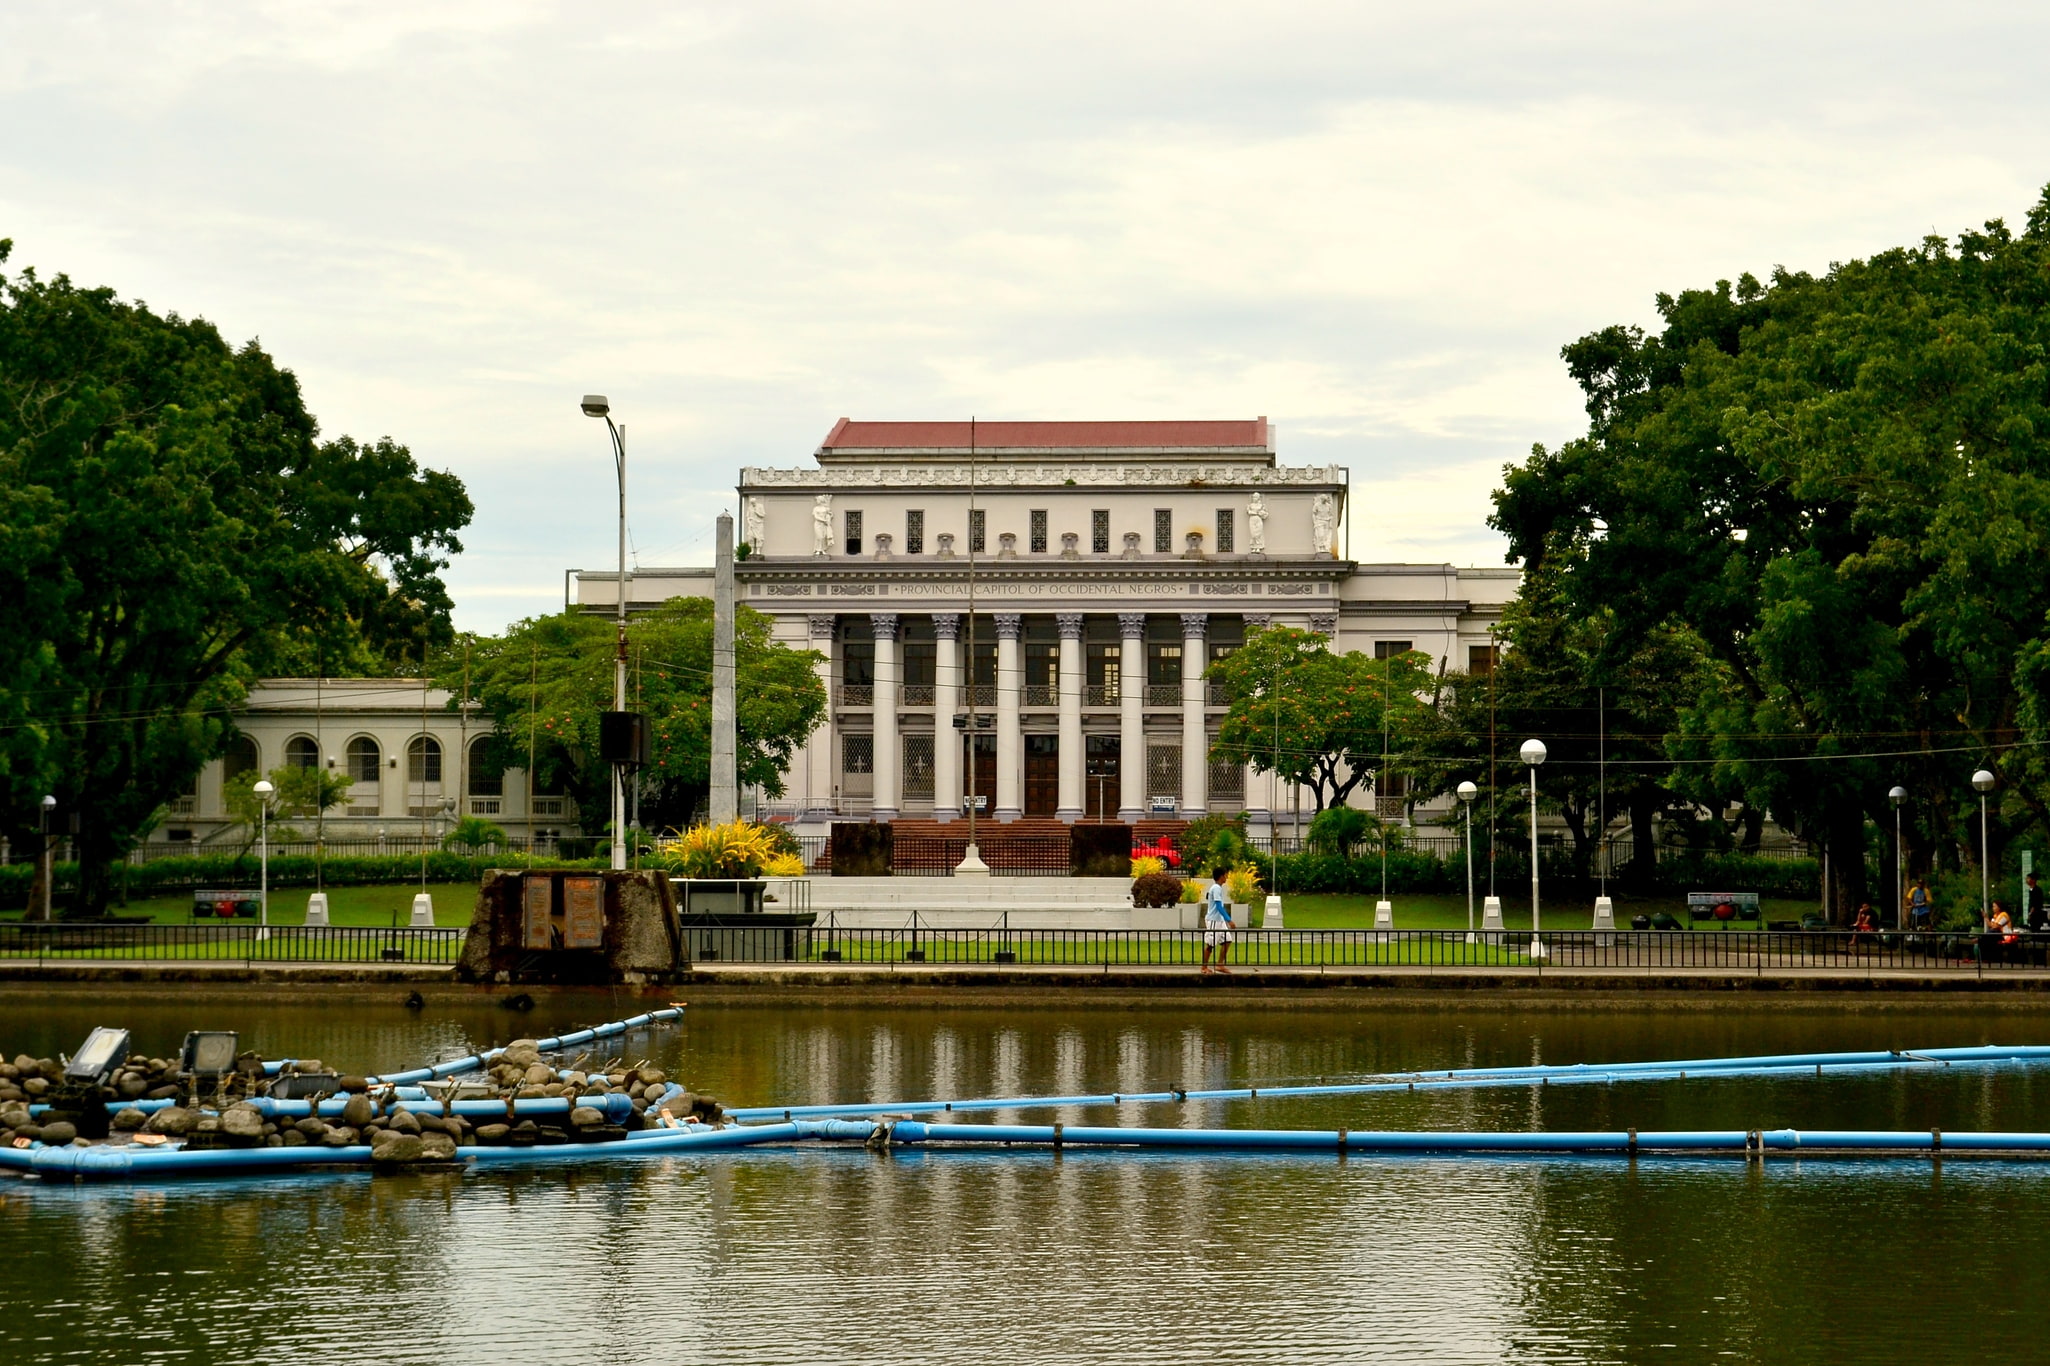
[1132,838,1181,869]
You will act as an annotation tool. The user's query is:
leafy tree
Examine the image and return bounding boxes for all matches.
[221,764,353,854]
[0,241,471,914]
[1207,624,1434,812]
[443,815,509,852]
[1493,187,2050,919]
[449,597,826,830]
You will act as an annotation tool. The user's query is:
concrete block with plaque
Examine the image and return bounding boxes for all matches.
[457,869,684,985]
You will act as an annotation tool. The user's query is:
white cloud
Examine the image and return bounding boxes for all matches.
[4,1,2047,630]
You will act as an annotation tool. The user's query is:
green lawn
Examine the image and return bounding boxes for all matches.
[1271,891,1822,931]
[2,882,481,928]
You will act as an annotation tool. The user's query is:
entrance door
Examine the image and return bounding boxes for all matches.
[1084,735,1120,820]
[964,734,996,816]
[1024,735,1059,816]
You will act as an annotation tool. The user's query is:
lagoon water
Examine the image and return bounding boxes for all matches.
[5,995,2050,1364]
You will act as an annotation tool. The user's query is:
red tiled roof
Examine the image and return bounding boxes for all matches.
[820,418,1268,450]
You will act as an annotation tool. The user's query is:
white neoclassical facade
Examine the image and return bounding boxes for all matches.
[145,678,575,850]
[575,418,1517,831]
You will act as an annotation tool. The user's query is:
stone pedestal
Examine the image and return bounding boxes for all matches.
[1481,895,1505,931]
[304,892,330,927]
[1264,894,1284,929]
[1374,898,1393,942]
[1592,894,1616,947]
[409,893,435,928]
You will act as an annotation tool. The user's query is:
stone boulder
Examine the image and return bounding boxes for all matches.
[341,1093,375,1129]
[144,1107,199,1137]
[39,1121,77,1145]
[370,1131,424,1163]
[418,1132,458,1161]
[111,1108,147,1132]
[220,1105,266,1142]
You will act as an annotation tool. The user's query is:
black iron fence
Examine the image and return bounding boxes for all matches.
[0,924,464,965]
[686,925,2050,972]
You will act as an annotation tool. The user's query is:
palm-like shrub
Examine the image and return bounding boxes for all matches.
[659,820,779,878]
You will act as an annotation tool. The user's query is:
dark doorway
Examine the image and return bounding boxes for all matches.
[1024,735,1059,816]
[1085,735,1120,820]
[964,734,995,817]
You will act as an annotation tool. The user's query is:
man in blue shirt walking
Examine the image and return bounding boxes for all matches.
[1201,867,1234,975]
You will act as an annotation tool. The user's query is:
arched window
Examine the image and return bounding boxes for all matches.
[407,736,442,784]
[285,735,319,770]
[223,735,259,782]
[346,737,381,784]
[468,738,503,797]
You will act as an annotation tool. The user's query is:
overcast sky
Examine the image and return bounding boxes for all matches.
[5,2,2047,632]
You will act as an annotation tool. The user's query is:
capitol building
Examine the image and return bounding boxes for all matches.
[578,418,1517,835]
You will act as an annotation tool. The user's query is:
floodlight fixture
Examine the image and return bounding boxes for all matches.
[63,1027,131,1085]
[180,1030,241,1081]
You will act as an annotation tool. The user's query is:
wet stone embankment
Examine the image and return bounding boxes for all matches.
[0,1041,726,1166]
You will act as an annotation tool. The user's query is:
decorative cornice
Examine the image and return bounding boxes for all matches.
[740,463,1344,490]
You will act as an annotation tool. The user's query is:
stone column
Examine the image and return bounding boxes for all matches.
[1180,612,1208,817]
[1056,613,1084,822]
[1118,613,1146,822]
[870,613,900,822]
[932,614,962,821]
[994,613,1024,822]
[806,615,835,818]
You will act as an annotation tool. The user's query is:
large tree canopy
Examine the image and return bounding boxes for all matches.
[1491,188,2050,918]
[449,598,826,833]
[0,240,472,913]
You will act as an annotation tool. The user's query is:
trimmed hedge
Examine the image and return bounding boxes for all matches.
[1253,848,1817,899]
[0,852,608,908]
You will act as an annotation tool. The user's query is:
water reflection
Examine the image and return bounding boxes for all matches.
[6,998,2050,1362]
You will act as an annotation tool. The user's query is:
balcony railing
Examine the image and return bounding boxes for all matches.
[1145,684,1182,707]
[901,685,935,707]
[837,685,874,707]
[1021,684,1056,707]
[1208,680,1233,705]
[962,684,996,709]
[1085,684,1120,707]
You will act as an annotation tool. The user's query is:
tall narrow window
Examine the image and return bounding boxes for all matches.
[1153,508,1172,553]
[1091,509,1110,554]
[906,509,924,555]
[407,736,443,784]
[1029,509,1048,553]
[285,736,319,770]
[844,510,864,556]
[1467,645,1497,674]
[1215,509,1235,552]
[969,508,986,554]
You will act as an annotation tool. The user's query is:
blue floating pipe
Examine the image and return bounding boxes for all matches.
[363,1007,686,1085]
[724,1043,2050,1124]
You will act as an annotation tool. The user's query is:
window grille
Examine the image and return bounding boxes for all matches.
[1146,744,1181,797]
[407,736,442,784]
[1030,510,1048,553]
[1091,509,1110,554]
[906,509,924,555]
[969,509,986,554]
[346,737,381,784]
[844,510,863,556]
[1207,754,1245,801]
[842,734,873,775]
[1153,508,1172,553]
[1216,509,1234,552]
[903,735,936,799]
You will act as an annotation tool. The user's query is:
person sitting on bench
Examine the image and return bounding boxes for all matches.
[1850,901,1878,947]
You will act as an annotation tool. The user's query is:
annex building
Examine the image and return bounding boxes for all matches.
[576,418,1517,836]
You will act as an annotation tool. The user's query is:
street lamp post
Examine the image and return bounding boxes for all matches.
[253,779,275,936]
[37,794,55,922]
[1521,739,1547,959]
[581,395,629,873]
[1888,786,1908,931]
[1457,780,1477,943]
[1974,768,1996,928]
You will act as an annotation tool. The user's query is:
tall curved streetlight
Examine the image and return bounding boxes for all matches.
[581,395,628,872]
[1457,780,1478,943]
[1888,786,1908,930]
[1521,739,1547,959]
[253,779,275,936]
[1973,768,1996,928]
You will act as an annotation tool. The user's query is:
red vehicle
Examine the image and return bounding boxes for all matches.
[1131,838,1181,869]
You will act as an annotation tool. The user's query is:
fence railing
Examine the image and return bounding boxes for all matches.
[888,834,1073,876]
[0,924,465,965]
[685,925,2050,971]
[122,836,567,866]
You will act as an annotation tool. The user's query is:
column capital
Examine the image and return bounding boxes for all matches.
[1118,612,1146,639]
[993,613,1024,641]
[870,612,900,641]
[1056,612,1085,640]
[1244,613,1272,630]
[931,613,961,641]
[1309,614,1337,635]
[808,614,835,639]
[1180,612,1209,639]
